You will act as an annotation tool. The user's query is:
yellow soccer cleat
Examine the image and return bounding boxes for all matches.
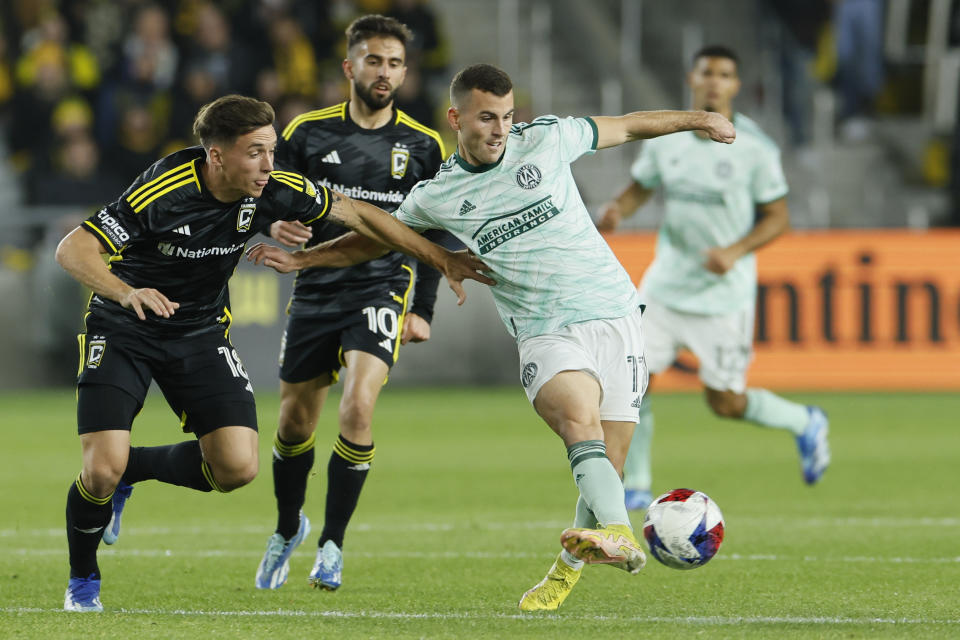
[518,553,582,611]
[560,523,646,574]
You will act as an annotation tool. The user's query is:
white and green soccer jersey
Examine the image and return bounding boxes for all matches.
[632,113,788,315]
[395,115,641,341]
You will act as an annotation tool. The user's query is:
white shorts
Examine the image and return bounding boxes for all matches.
[517,306,648,422]
[642,301,754,393]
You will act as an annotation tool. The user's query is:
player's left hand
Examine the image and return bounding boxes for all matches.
[246,242,302,273]
[401,312,431,344]
[441,249,495,305]
[701,112,736,144]
[703,246,740,274]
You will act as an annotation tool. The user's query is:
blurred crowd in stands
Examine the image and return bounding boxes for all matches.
[0,0,448,209]
[1,0,959,225]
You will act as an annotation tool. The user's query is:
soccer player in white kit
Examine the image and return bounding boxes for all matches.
[597,46,831,511]
[247,63,736,611]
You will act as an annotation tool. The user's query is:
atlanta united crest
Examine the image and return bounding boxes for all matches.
[515,164,542,189]
[521,362,539,388]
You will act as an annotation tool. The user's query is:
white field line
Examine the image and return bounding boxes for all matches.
[1,606,959,625]
[2,516,959,540]
[6,547,960,564]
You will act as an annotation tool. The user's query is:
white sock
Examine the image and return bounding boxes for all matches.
[744,388,809,436]
[567,440,629,526]
[622,397,653,490]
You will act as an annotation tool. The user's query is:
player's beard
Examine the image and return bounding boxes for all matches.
[354,79,399,111]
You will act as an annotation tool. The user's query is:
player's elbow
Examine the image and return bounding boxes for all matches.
[55,228,82,271]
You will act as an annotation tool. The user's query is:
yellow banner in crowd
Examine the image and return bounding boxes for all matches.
[606,230,960,391]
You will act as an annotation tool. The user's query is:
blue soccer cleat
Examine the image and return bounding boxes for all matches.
[64,575,103,612]
[309,540,342,591]
[624,488,653,511]
[255,513,311,590]
[102,481,133,545]
[797,406,831,484]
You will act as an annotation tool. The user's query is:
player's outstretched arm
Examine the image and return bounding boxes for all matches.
[248,191,495,303]
[592,110,735,149]
[703,197,791,275]
[55,227,179,320]
[325,192,495,303]
[596,182,655,232]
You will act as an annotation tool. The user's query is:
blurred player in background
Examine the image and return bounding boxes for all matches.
[55,94,488,612]
[247,63,735,611]
[596,45,831,510]
[254,15,456,592]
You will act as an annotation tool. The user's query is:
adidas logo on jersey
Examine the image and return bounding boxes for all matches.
[321,150,342,164]
[631,397,643,408]
[458,200,476,216]
[173,225,191,236]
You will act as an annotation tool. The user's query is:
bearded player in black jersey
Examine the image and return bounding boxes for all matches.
[55,94,491,612]
[253,16,454,592]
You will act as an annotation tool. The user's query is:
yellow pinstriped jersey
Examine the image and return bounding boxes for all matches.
[81,146,331,337]
[277,102,449,318]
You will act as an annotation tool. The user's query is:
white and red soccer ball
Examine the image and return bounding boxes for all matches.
[642,488,725,570]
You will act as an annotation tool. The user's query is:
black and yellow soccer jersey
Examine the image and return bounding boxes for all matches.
[277,101,449,320]
[81,146,331,338]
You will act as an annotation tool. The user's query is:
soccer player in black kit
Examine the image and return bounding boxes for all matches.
[55,94,490,612]
[254,15,453,591]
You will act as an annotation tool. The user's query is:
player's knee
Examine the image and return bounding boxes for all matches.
[339,397,374,433]
[278,407,316,442]
[706,393,745,419]
[82,463,124,497]
[210,455,258,492]
[217,465,258,492]
[555,414,602,443]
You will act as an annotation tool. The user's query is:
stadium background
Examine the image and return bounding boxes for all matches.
[2,2,960,635]
[0,0,958,391]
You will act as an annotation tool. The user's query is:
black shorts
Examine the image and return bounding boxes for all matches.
[279,292,408,384]
[76,324,257,437]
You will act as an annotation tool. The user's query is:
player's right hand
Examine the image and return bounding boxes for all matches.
[441,249,495,305]
[596,201,622,232]
[120,288,179,320]
[245,242,302,273]
[270,220,313,247]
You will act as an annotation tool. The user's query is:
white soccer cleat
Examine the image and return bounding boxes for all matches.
[255,513,311,590]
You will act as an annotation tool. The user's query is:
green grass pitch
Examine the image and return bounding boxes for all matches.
[1,388,958,638]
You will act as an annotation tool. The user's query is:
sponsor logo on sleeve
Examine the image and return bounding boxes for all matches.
[95,209,131,246]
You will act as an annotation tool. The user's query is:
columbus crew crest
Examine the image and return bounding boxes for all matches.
[237,202,256,232]
[391,147,410,180]
[86,337,106,368]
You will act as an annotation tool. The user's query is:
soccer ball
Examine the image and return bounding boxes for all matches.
[642,488,725,570]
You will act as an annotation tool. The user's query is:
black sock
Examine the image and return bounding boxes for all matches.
[272,432,316,539]
[66,475,112,579]
[320,435,374,549]
[122,441,216,492]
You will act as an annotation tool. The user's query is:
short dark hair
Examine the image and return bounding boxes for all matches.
[193,95,274,148]
[345,14,413,52]
[449,64,513,107]
[693,44,739,69]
